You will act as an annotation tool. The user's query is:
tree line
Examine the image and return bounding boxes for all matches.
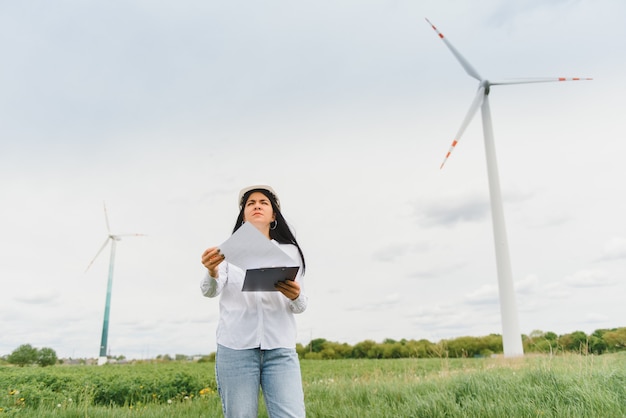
[3,344,58,367]
[296,327,626,360]
[4,327,625,365]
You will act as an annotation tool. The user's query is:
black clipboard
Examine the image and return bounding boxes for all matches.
[241,266,300,291]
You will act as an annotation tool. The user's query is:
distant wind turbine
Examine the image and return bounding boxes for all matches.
[86,202,144,365]
[426,18,591,357]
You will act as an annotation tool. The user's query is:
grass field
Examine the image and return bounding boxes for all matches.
[2,352,625,417]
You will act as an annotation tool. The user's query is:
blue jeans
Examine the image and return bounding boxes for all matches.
[215,344,305,418]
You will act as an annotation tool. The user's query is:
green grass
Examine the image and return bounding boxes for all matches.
[2,353,625,417]
[302,354,626,417]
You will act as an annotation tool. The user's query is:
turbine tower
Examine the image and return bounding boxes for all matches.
[86,202,144,365]
[426,19,591,357]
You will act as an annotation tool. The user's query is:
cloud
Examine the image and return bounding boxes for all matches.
[347,293,402,313]
[404,281,514,335]
[463,275,545,307]
[583,313,610,324]
[417,194,490,227]
[415,185,540,229]
[408,304,492,334]
[487,0,576,28]
[375,243,413,262]
[406,260,469,280]
[515,275,572,314]
[415,195,490,226]
[375,242,430,262]
[14,291,60,305]
[515,274,540,295]
[563,270,616,288]
[598,237,626,261]
[523,213,570,229]
[465,285,499,306]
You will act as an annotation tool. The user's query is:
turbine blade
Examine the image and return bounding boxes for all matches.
[489,77,593,86]
[440,86,485,169]
[85,237,111,272]
[103,202,111,234]
[426,18,482,81]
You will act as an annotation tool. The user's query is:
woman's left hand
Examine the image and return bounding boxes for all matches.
[275,280,301,300]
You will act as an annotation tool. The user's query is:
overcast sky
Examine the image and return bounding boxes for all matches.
[2,0,625,360]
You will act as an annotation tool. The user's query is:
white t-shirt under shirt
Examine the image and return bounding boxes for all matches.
[200,241,307,350]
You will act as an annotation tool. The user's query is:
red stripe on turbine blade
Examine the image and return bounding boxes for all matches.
[559,77,566,81]
[425,18,445,39]
[440,138,459,169]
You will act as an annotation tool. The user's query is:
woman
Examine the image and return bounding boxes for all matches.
[200,185,307,418]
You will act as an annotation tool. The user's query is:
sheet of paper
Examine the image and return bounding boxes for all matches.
[218,221,297,270]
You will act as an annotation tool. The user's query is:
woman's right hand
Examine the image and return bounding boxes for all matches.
[201,247,225,278]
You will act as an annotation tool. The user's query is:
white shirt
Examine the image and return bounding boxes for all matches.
[200,241,308,350]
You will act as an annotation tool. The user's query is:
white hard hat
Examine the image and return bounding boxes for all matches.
[238,185,280,210]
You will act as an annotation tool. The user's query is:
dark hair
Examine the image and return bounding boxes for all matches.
[233,188,306,273]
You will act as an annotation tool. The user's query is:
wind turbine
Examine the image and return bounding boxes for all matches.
[86,202,144,365]
[426,19,591,357]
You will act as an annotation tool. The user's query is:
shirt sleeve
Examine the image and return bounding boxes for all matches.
[286,245,307,313]
[288,292,308,313]
[200,263,227,298]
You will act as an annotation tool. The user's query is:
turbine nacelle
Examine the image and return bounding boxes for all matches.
[479,80,491,94]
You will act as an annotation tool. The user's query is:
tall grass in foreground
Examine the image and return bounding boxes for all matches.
[1,353,625,417]
[303,353,626,417]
